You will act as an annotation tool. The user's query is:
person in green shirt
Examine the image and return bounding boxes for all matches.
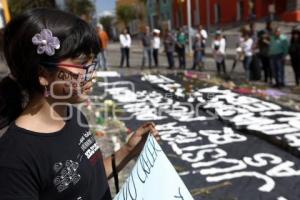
[176,28,187,69]
[269,27,289,87]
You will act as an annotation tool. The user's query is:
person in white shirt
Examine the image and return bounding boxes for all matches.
[212,30,227,75]
[199,25,208,55]
[241,30,254,80]
[119,28,131,68]
[152,29,161,67]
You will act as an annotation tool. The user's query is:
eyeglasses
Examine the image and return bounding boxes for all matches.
[42,61,98,81]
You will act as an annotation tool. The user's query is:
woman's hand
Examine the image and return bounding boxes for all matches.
[104,122,160,178]
[125,122,160,158]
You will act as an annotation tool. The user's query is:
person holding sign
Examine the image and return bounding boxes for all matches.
[0,8,160,200]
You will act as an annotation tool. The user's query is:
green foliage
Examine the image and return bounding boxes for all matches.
[136,1,146,22]
[100,15,114,36]
[66,0,95,18]
[116,4,136,27]
[137,0,147,4]
[8,0,56,17]
[8,0,95,20]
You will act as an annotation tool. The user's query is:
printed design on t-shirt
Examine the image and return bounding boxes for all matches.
[53,160,81,193]
[78,130,102,166]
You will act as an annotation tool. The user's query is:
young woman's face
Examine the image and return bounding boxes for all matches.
[48,54,96,103]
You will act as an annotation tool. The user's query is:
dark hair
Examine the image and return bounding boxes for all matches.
[0,8,100,128]
[291,28,300,44]
[266,20,273,32]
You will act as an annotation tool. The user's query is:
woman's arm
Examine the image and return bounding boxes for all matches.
[103,122,159,179]
[128,35,132,47]
[119,35,125,47]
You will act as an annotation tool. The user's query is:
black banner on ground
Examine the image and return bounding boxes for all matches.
[94,74,300,200]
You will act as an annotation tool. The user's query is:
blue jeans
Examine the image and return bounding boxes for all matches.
[243,56,252,80]
[120,47,130,68]
[270,54,285,86]
[166,52,174,69]
[177,47,186,69]
[97,49,108,70]
[192,51,203,69]
[142,47,152,68]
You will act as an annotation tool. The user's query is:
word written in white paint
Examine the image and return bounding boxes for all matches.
[142,75,300,150]
[156,122,300,193]
[106,87,208,122]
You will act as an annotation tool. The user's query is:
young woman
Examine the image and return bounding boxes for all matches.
[0,8,159,200]
[119,28,131,68]
[152,29,161,67]
[176,28,187,69]
[241,30,254,81]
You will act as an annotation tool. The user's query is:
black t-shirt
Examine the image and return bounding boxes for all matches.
[0,107,112,200]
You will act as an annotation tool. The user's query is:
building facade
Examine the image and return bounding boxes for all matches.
[116,0,142,35]
[172,0,300,29]
[160,0,172,29]
[147,0,158,28]
[147,0,172,30]
[283,0,300,21]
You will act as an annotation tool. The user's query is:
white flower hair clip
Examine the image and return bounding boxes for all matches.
[32,29,60,56]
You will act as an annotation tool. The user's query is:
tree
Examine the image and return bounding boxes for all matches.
[137,0,146,4]
[135,0,147,23]
[8,0,56,17]
[155,0,161,27]
[100,15,114,37]
[66,0,95,21]
[116,4,136,27]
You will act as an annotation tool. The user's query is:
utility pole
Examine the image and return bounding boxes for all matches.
[206,0,210,32]
[187,0,192,53]
[93,0,98,26]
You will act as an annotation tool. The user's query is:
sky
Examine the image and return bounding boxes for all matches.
[95,0,116,17]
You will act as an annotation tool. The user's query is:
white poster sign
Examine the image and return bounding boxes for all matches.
[114,135,194,200]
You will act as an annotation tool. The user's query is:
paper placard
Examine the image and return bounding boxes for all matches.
[113,135,194,200]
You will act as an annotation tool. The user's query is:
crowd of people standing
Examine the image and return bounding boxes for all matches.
[95,22,300,87]
[202,21,299,87]
[236,21,299,87]
[116,25,208,70]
